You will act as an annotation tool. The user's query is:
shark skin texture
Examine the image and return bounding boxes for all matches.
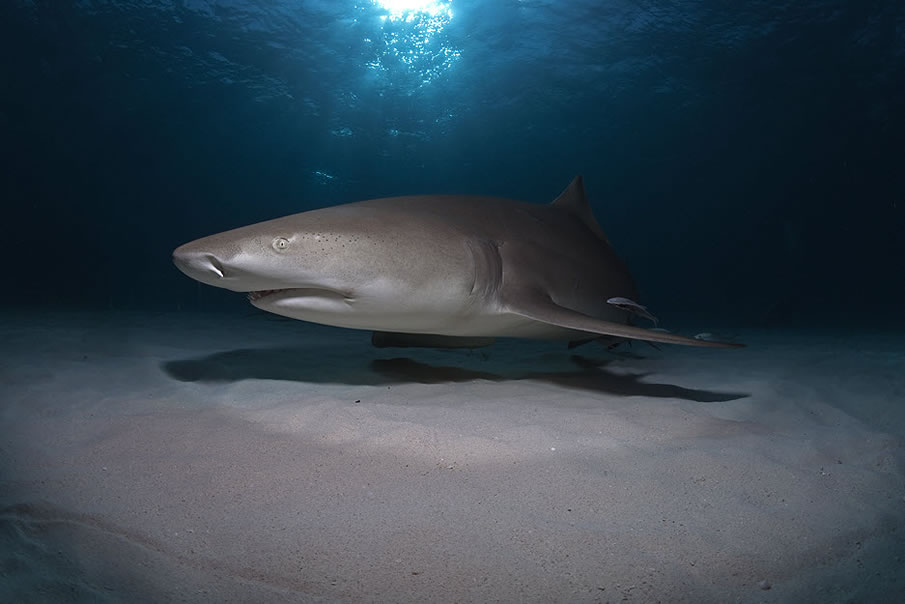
[173,177,741,349]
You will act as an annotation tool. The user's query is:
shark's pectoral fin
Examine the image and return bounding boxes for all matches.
[506,291,744,349]
[371,332,496,349]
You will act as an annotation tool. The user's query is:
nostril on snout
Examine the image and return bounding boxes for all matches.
[206,255,224,278]
[172,248,225,280]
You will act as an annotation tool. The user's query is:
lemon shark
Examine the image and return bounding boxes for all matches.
[173,177,741,349]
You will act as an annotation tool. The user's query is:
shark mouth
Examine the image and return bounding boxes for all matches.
[247,287,353,305]
[247,289,289,302]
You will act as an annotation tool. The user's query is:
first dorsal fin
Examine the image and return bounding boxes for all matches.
[551,176,610,244]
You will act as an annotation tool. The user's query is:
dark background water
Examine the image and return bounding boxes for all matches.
[2,0,903,326]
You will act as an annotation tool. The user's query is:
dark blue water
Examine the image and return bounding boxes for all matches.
[2,0,903,325]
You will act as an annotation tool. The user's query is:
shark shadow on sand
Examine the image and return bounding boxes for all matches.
[161,348,748,403]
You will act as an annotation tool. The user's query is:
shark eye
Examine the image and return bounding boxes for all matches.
[272,237,290,252]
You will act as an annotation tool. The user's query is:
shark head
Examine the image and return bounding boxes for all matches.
[174,212,356,299]
[172,202,480,332]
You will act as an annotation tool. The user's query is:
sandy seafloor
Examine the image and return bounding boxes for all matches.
[1,311,903,603]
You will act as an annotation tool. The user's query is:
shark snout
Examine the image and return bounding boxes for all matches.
[173,245,226,285]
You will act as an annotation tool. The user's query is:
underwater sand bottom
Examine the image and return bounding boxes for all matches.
[1,311,903,603]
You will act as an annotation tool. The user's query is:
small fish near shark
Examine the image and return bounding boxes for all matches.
[173,177,742,350]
